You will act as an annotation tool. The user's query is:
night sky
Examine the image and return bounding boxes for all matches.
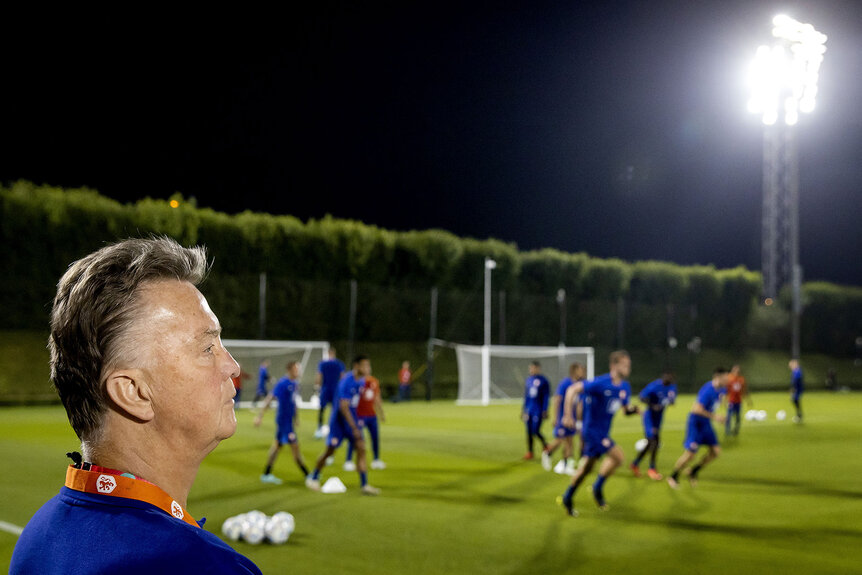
[3,2,861,286]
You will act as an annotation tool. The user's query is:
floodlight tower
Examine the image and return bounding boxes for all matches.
[748,14,826,360]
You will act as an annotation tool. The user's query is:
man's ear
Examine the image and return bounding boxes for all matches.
[104,370,155,422]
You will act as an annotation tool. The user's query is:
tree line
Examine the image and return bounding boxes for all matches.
[2,181,860,356]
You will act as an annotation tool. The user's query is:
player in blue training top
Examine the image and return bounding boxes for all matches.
[542,362,586,475]
[559,350,639,517]
[254,361,310,484]
[306,355,380,495]
[789,359,804,423]
[314,347,346,439]
[629,370,677,480]
[667,367,729,489]
[521,361,551,460]
[253,359,271,405]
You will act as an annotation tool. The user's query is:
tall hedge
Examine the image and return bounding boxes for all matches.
[1,182,857,355]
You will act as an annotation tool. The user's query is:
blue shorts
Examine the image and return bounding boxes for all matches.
[582,434,614,458]
[642,410,664,439]
[684,414,718,451]
[327,417,361,449]
[525,413,543,435]
[553,423,576,439]
[276,426,298,445]
[792,390,803,402]
[320,385,336,408]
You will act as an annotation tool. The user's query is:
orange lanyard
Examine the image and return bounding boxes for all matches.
[64,465,200,528]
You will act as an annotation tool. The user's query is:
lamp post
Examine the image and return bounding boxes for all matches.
[748,14,826,360]
[482,257,497,405]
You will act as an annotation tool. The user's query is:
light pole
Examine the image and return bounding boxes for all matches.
[482,257,497,405]
[748,14,826,360]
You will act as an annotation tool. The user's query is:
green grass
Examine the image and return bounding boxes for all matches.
[2,393,862,574]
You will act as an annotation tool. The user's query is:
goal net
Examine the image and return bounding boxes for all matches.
[223,339,330,408]
[450,343,595,405]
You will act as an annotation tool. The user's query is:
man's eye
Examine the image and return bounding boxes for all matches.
[205,345,215,354]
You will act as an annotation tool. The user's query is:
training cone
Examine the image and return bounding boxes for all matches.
[321,477,347,494]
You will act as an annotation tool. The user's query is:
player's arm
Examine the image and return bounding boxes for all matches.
[314,371,322,394]
[562,382,583,429]
[339,398,361,440]
[253,393,276,427]
[624,404,640,416]
[692,401,725,423]
[374,392,385,423]
[551,393,561,425]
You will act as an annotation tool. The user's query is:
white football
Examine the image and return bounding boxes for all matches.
[245,510,267,527]
[776,409,787,421]
[634,438,648,452]
[265,517,291,544]
[221,517,242,541]
[241,519,266,545]
[745,410,756,421]
[272,511,295,534]
[757,410,767,421]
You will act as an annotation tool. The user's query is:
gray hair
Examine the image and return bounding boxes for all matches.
[49,237,209,440]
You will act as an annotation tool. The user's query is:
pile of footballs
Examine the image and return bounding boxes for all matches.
[745,409,787,421]
[221,510,295,545]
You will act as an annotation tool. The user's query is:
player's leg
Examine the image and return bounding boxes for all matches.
[561,455,596,516]
[261,439,284,484]
[524,415,537,459]
[289,441,309,477]
[688,443,720,486]
[592,444,623,509]
[668,448,696,488]
[366,417,383,467]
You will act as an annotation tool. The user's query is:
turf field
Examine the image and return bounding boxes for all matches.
[2,392,861,574]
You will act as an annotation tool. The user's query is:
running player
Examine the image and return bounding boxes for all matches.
[306,355,380,495]
[344,369,386,471]
[254,361,310,484]
[253,359,271,405]
[630,370,677,480]
[521,361,550,460]
[314,347,345,439]
[725,364,750,436]
[789,359,804,423]
[667,367,729,489]
[542,362,586,475]
[559,350,639,517]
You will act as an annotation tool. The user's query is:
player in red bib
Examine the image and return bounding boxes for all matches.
[344,372,386,470]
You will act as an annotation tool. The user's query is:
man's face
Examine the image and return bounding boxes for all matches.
[137,280,240,458]
[288,363,301,380]
[612,355,631,379]
[528,364,539,376]
[717,372,729,387]
[355,359,371,377]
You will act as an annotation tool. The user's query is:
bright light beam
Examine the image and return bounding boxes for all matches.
[748,14,826,126]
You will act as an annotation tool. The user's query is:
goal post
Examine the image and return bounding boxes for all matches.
[223,339,330,408]
[450,342,595,405]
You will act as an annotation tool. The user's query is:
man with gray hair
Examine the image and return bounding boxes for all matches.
[10,237,261,574]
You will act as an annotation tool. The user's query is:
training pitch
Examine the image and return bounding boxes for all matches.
[2,392,861,574]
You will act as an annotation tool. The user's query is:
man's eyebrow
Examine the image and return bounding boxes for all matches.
[200,327,222,339]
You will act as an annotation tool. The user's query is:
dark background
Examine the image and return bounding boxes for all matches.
[3,1,861,285]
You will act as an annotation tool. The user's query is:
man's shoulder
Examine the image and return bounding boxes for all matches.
[12,488,260,574]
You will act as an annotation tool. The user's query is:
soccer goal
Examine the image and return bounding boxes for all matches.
[448,342,595,405]
[223,339,330,408]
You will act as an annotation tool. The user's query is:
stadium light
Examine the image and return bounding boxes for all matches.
[749,14,825,360]
[482,257,497,405]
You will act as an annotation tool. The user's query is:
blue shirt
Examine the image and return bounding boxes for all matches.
[554,377,574,425]
[331,372,363,425]
[523,374,550,415]
[791,367,804,392]
[257,364,270,394]
[639,379,677,413]
[582,373,631,439]
[318,359,346,392]
[10,487,261,575]
[695,381,722,414]
[272,376,299,429]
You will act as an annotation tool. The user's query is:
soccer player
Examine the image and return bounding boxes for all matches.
[253,359,271,405]
[630,370,677,480]
[344,369,386,471]
[559,350,639,517]
[667,367,729,489]
[542,362,586,475]
[10,238,260,574]
[306,355,380,495]
[314,347,345,439]
[789,359,804,423]
[398,360,412,402]
[725,364,750,436]
[521,361,550,460]
[254,361,310,484]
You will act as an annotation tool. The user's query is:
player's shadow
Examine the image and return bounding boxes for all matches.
[714,474,862,499]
